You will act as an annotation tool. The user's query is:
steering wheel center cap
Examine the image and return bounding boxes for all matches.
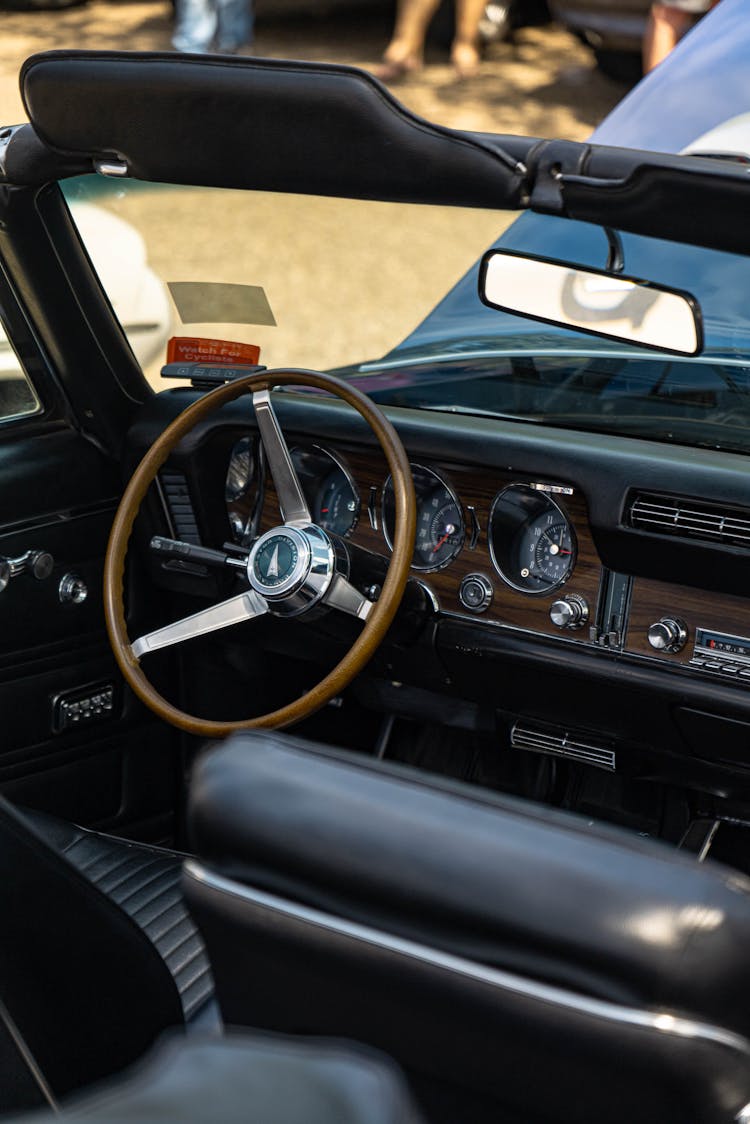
[247,525,335,614]
[253,531,304,591]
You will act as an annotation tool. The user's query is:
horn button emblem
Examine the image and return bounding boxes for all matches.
[253,533,300,589]
[248,525,335,615]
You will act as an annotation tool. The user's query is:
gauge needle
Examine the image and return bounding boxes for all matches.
[432,523,456,553]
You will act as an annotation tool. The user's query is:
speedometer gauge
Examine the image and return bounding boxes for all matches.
[489,484,576,595]
[382,464,464,571]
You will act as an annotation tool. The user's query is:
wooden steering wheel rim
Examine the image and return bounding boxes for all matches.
[104,369,416,737]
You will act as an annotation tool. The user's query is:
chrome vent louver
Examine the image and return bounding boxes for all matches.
[511,722,616,772]
[629,492,750,548]
[160,469,201,545]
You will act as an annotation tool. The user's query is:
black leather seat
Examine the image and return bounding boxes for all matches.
[184,731,750,1124]
[24,810,213,1023]
[0,798,214,1114]
[13,1031,425,1124]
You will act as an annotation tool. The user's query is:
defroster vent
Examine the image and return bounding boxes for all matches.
[629,492,750,548]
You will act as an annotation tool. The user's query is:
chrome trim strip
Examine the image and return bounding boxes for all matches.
[357,347,750,374]
[184,860,750,1057]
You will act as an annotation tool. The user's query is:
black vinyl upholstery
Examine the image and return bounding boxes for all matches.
[24,810,213,1022]
[0,798,212,1105]
[9,53,750,259]
[9,1033,425,1124]
[184,732,750,1124]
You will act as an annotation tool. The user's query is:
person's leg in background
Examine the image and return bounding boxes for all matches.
[172,0,217,53]
[376,0,442,80]
[215,0,254,53]
[451,0,487,77]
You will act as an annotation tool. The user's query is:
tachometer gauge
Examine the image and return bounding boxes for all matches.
[290,446,360,537]
[382,464,464,571]
[489,484,576,595]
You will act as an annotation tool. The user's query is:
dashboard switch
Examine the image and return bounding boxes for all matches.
[459,573,493,613]
[647,617,688,653]
[550,594,589,630]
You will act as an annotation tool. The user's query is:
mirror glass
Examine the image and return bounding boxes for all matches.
[480,250,701,355]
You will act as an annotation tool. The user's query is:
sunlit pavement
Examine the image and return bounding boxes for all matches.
[1,4,631,136]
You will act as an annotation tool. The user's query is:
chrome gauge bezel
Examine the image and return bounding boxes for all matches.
[225,435,256,502]
[290,444,361,539]
[488,483,577,596]
[382,463,465,573]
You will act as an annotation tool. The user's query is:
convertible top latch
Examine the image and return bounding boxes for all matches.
[527,139,592,215]
[94,156,129,178]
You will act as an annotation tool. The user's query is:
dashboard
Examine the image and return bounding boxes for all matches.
[223,431,750,682]
[226,436,602,645]
[137,387,750,793]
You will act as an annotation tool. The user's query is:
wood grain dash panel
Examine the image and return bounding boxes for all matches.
[259,436,603,640]
[626,578,750,665]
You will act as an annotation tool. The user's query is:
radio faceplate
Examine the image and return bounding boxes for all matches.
[690,629,750,682]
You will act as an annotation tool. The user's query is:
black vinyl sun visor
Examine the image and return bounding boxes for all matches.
[5,51,750,259]
[13,51,530,208]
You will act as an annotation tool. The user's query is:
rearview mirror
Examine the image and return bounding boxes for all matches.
[479,250,702,355]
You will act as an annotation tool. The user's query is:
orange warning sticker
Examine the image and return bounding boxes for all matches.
[167,337,261,366]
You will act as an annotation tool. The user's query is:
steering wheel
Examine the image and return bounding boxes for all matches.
[104,370,416,738]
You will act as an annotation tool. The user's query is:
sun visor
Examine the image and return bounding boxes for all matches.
[16,50,531,207]
[12,51,750,259]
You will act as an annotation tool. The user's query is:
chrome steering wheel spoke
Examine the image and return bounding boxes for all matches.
[253,389,311,525]
[324,572,373,621]
[130,589,268,659]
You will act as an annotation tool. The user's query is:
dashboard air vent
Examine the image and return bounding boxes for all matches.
[160,469,201,545]
[511,722,616,772]
[629,492,750,547]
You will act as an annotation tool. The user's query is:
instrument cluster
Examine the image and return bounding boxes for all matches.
[224,438,578,600]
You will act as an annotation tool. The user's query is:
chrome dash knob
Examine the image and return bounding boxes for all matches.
[648,617,687,653]
[550,594,588,630]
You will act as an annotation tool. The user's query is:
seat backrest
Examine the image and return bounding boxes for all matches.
[0,799,183,1106]
[184,732,750,1124]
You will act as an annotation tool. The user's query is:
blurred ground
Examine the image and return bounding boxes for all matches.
[1,5,630,136]
[1,5,635,380]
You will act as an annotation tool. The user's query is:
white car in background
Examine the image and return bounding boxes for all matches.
[0,203,172,409]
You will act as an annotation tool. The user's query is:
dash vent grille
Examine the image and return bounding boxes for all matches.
[160,470,201,544]
[511,722,616,772]
[629,492,750,548]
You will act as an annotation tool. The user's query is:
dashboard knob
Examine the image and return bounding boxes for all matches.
[27,550,54,581]
[550,594,588,630]
[459,573,493,614]
[648,617,687,653]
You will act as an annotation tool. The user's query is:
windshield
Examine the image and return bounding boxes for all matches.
[63,177,750,456]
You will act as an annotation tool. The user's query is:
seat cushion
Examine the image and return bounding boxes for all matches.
[188,731,750,1039]
[11,1032,425,1124]
[24,810,213,1023]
